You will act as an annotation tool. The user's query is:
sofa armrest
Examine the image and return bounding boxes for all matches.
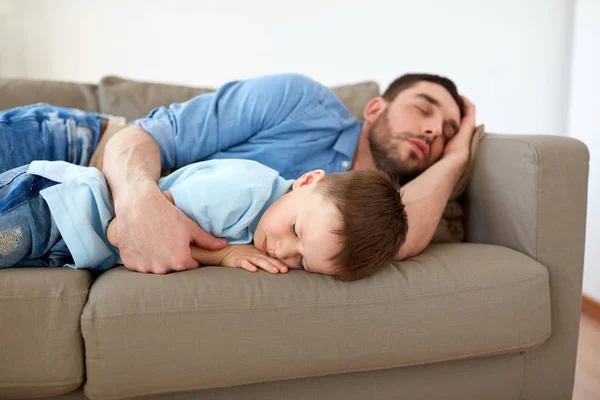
[464,133,589,399]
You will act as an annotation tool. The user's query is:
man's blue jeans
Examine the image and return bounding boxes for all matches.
[0,165,72,268]
[0,104,106,173]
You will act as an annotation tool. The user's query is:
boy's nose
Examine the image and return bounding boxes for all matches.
[276,239,299,266]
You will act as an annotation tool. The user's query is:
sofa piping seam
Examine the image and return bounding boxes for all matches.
[0,378,82,388]
[519,350,528,399]
[0,290,90,300]
[84,335,549,400]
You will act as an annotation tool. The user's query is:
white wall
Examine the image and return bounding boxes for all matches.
[1,0,574,135]
[0,0,25,76]
[568,0,600,303]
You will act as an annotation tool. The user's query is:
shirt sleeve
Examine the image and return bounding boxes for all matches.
[132,73,325,171]
[167,163,274,242]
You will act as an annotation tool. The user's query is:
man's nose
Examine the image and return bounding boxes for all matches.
[422,126,442,138]
[422,119,443,138]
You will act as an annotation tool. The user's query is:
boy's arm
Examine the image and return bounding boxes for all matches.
[106,189,287,274]
[190,246,231,266]
[190,245,288,274]
[107,217,228,265]
[108,224,285,273]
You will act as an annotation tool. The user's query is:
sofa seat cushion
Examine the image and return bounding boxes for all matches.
[81,243,550,400]
[0,268,92,400]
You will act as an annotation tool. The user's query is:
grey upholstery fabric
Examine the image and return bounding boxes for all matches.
[0,269,92,400]
[329,81,380,120]
[98,76,214,121]
[465,134,589,399]
[81,243,550,399]
[47,353,526,400]
[0,78,98,112]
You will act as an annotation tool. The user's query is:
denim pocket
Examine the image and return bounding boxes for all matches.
[0,170,58,216]
[0,165,28,190]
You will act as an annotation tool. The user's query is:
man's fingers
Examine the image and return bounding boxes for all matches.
[461,95,475,112]
[171,256,200,272]
[190,223,227,250]
[460,95,476,124]
[123,251,198,274]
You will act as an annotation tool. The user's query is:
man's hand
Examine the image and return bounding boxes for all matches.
[443,96,476,164]
[101,125,227,274]
[220,245,288,274]
[116,184,226,274]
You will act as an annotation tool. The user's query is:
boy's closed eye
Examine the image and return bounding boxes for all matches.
[292,223,305,270]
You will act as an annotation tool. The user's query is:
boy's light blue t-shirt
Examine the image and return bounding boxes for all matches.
[27,159,294,270]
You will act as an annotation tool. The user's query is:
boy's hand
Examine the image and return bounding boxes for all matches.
[221,245,288,274]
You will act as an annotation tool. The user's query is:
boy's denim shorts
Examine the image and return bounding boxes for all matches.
[0,165,71,268]
[0,104,106,174]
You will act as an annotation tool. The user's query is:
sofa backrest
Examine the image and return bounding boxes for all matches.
[98,76,214,122]
[0,76,380,122]
[0,78,99,112]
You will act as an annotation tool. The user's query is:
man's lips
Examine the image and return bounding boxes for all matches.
[409,139,429,159]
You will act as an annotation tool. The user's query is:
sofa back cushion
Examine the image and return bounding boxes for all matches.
[0,78,98,112]
[98,76,380,122]
[329,81,379,120]
[98,76,214,121]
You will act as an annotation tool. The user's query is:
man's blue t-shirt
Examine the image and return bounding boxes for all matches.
[132,73,363,179]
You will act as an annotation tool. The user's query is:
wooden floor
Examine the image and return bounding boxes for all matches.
[573,312,600,400]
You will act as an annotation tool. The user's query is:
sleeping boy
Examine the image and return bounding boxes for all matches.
[0,159,407,281]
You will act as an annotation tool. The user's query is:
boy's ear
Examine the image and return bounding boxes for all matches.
[292,170,325,190]
[362,96,387,124]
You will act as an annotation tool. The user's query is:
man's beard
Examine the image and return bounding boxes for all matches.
[367,110,427,186]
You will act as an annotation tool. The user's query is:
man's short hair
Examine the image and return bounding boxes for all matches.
[316,171,408,281]
[383,73,465,118]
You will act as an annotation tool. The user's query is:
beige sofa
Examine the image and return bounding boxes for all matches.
[0,76,589,400]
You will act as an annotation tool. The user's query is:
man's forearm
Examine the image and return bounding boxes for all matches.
[102,125,162,208]
[395,154,467,260]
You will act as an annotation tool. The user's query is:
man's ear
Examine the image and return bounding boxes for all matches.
[292,170,325,190]
[363,97,387,124]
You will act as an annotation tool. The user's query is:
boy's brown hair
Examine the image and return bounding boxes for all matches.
[315,171,408,281]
